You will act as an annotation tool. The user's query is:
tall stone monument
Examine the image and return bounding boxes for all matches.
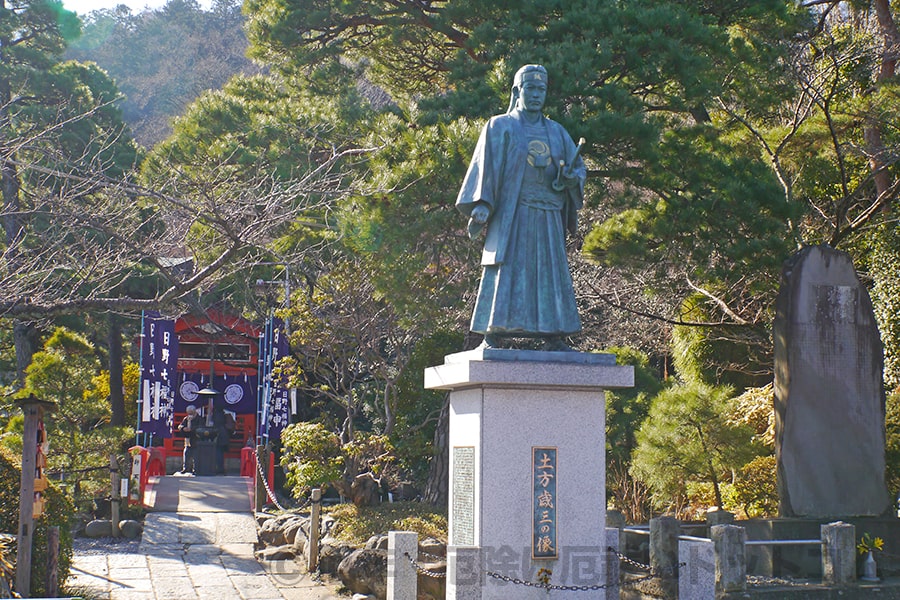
[774,244,891,518]
[427,64,634,599]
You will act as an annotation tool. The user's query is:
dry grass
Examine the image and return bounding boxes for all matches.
[325,502,447,545]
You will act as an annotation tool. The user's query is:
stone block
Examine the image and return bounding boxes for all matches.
[446,546,482,600]
[118,519,143,539]
[387,531,418,600]
[775,245,890,518]
[430,353,633,600]
[679,536,715,600]
[85,519,113,538]
[711,524,746,593]
[822,521,855,585]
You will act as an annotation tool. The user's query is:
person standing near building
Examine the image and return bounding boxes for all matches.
[177,405,200,474]
[212,403,236,475]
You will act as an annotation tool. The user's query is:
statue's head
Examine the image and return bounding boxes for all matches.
[508,64,548,114]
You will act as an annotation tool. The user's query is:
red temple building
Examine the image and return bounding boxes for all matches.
[161,309,261,471]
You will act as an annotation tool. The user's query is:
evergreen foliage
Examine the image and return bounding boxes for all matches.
[65,0,260,146]
[15,328,134,501]
[604,347,664,521]
[326,502,446,545]
[871,223,900,391]
[2,0,899,521]
[390,331,463,479]
[605,347,664,469]
[885,388,900,503]
[631,382,763,517]
[280,422,344,498]
[0,445,74,597]
[671,294,772,391]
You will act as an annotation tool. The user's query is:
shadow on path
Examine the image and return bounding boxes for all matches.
[68,475,342,600]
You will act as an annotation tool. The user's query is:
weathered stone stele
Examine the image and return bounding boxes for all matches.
[774,244,891,518]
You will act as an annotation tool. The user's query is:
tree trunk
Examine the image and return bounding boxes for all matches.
[867,0,899,208]
[108,314,126,426]
[340,409,355,445]
[382,379,397,436]
[423,396,449,506]
[695,423,724,508]
[1,43,33,384]
[12,322,36,385]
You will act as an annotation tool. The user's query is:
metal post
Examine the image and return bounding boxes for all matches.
[308,488,322,573]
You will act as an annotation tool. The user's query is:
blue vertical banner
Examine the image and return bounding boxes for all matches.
[259,316,291,442]
[138,312,179,438]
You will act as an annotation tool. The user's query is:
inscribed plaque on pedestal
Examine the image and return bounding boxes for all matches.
[533,447,558,559]
[452,446,475,546]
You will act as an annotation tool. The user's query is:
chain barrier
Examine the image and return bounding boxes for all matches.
[485,570,634,591]
[418,550,446,562]
[403,552,447,578]
[625,551,679,573]
[254,446,288,512]
[609,547,682,579]
[400,546,681,592]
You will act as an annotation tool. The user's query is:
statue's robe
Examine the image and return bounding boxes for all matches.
[456,110,585,337]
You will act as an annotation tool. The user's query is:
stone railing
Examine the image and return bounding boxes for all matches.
[677,520,856,599]
[387,529,627,599]
[386,518,863,599]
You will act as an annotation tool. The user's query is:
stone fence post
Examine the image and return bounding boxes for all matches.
[705,508,734,534]
[711,524,746,594]
[387,531,418,600]
[679,536,715,600]
[650,516,679,597]
[605,526,621,599]
[822,521,855,585]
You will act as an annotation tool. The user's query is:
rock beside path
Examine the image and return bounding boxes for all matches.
[255,511,448,600]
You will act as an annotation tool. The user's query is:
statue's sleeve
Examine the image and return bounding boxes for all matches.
[456,120,497,218]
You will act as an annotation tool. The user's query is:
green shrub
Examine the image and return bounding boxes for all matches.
[280,422,344,499]
[0,445,74,597]
[885,389,900,502]
[728,455,778,518]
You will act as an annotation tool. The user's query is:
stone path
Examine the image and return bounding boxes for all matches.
[68,475,343,600]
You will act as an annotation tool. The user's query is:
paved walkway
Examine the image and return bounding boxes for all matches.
[68,476,343,600]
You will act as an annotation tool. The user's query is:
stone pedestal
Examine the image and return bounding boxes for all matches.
[425,350,633,599]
